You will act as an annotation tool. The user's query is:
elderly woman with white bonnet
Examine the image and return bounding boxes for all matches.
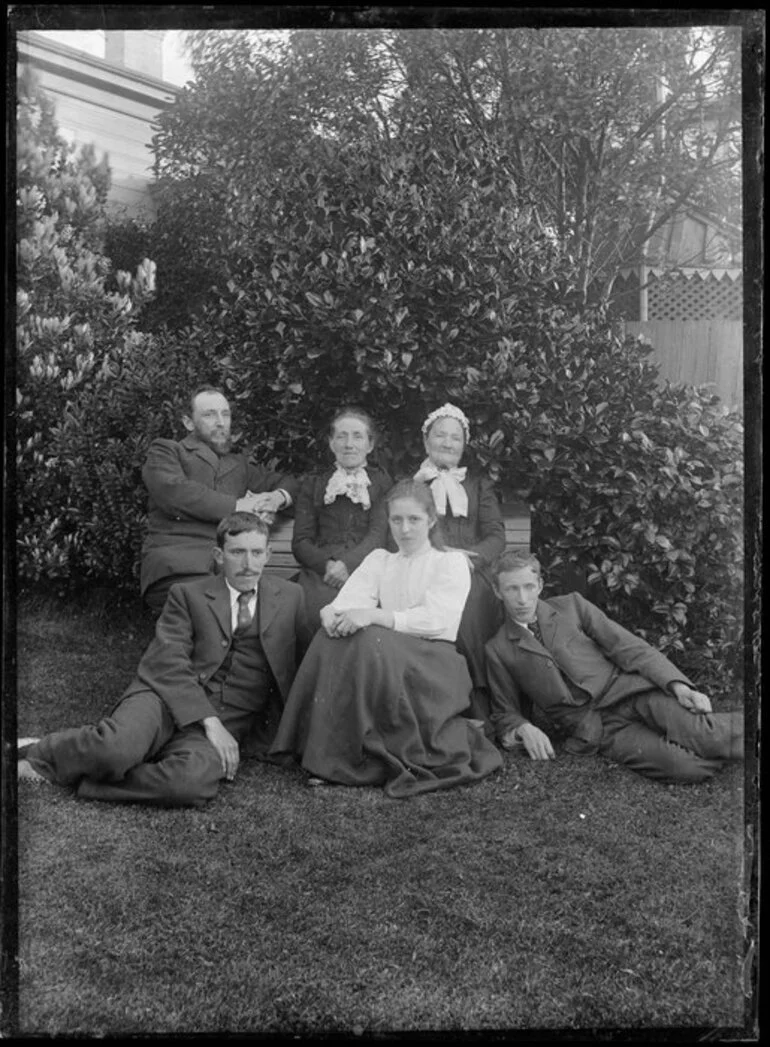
[413,403,506,731]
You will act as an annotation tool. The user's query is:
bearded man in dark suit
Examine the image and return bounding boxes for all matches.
[485,551,743,783]
[18,513,310,807]
[141,385,299,613]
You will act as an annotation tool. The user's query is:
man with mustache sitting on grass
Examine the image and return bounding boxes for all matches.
[18,513,309,807]
[485,551,744,783]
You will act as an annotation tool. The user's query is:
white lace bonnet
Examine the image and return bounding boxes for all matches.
[421,403,470,442]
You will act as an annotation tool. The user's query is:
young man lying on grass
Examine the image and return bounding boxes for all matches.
[485,551,744,783]
[18,512,309,807]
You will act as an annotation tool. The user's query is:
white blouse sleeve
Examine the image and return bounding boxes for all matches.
[329,549,386,612]
[392,550,471,640]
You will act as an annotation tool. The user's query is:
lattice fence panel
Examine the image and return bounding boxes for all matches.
[648,273,742,321]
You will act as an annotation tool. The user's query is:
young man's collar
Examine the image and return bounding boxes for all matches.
[225,579,258,600]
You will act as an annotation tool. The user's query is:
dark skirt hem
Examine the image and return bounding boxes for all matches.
[270,626,502,798]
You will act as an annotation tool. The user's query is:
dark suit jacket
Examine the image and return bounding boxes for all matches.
[140,434,299,593]
[124,574,310,735]
[485,592,692,748]
[291,467,393,575]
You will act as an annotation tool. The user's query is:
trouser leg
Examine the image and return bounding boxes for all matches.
[87,699,272,807]
[633,691,745,760]
[600,691,744,783]
[26,691,223,808]
[76,726,222,808]
[26,691,176,786]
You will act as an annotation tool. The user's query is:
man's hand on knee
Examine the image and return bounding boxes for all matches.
[671,682,712,714]
[202,717,240,780]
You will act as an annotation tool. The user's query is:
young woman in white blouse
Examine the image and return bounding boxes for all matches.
[270,480,502,798]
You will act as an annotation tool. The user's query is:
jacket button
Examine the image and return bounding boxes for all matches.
[199,672,207,681]
[221,640,228,647]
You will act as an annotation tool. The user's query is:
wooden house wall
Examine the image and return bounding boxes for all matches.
[17,31,178,218]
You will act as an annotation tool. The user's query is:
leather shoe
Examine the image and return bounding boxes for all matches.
[17,737,40,760]
[18,759,49,784]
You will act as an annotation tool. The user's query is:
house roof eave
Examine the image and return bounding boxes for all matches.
[16,30,181,109]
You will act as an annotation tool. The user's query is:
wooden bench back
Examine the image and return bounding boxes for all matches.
[265,498,531,580]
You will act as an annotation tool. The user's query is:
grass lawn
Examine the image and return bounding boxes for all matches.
[12,598,752,1036]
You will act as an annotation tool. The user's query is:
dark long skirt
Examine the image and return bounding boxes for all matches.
[270,626,502,798]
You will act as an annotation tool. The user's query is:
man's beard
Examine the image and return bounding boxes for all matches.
[199,431,232,456]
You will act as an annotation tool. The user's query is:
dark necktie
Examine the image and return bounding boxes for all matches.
[528,618,545,647]
[528,617,586,704]
[235,590,255,634]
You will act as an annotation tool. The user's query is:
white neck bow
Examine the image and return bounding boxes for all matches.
[414,459,468,517]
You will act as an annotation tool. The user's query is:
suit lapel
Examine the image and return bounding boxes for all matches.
[205,575,232,638]
[183,434,240,479]
[258,578,281,637]
[538,601,559,651]
[215,450,242,481]
[506,618,544,656]
[183,433,217,468]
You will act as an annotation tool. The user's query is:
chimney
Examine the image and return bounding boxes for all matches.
[104,30,165,81]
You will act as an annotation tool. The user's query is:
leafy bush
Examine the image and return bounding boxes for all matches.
[482,326,743,688]
[14,57,743,701]
[15,68,158,592]
[145,118,575,473]
[144,65,743,687]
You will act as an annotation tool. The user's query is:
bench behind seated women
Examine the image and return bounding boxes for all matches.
[265,498,532,581]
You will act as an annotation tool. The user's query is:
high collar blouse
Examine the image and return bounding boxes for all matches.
[329,545,471,642]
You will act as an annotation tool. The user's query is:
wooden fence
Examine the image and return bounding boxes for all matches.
[623,320,743,410]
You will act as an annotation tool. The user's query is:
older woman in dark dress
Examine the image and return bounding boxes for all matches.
[414,403,506,729]
[292,406,392,629]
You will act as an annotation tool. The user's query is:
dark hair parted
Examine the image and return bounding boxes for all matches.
[328,405,377,445]
[491,550,543,581]
[215,511,271,548]
[385,479,446,550]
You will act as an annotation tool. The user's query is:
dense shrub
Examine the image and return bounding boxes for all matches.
[143,114,743,684]
[15,68,158,592]
[506,332,744,686]
[151,132,575,474]
[460,312,744,680]
[15,61,743,699]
